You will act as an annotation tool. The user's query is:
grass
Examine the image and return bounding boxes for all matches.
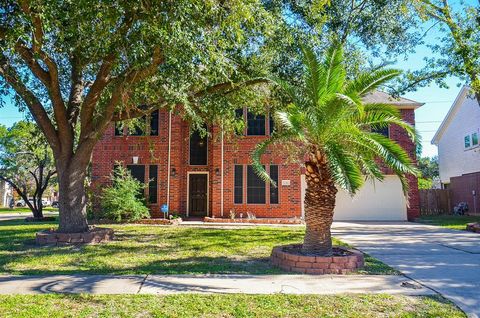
[0,219,397,275]
[0,207,58,214]
[416,215,480,230]
[0,294,465,318]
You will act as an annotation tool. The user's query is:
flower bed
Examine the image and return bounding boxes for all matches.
[25,216,56,222]
[203,217,303,224]
[270,244,364,274]
[36,227,114,245]
[133,218,182,225]
[466,222,480,233]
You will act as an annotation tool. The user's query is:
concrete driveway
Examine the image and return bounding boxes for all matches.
[332,221,480,318]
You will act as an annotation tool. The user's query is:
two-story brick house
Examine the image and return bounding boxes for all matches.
[91,91,422,221]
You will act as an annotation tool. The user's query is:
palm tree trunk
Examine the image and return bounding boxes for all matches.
[302,153,337,256]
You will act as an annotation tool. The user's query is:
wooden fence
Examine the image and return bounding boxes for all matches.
[419,189,451,216]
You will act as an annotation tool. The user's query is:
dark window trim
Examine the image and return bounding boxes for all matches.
[148,165,158,204]
[246,165,266,204]
[372,125,390,138]
[234,165,244,204]
[246,111,266,136]
[189,127,208,166]
[269,165,279,204]
[126,164,146,198]
[114,122,123,136]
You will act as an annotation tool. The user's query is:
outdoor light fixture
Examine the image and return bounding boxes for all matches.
[171,167,176,177]
[215,168,220,176]
[132,156,139,164]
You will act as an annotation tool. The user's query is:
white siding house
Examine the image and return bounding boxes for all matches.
[0,180,13,208]
[432,86,480,185]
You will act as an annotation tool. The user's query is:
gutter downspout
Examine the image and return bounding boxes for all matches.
[220,123,224,217]
[166,110,172,210]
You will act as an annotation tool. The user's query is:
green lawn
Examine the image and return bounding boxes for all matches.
[0,207,58,214]
[0,294,465,318]
[416,215,480,230]
[0,219,397,275]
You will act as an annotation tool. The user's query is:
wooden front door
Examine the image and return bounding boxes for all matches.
[188,174,208,216]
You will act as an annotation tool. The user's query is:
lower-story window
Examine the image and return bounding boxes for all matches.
[127,165,145,199]
[270,165,279,204]
[234,164,280,205]
[234,165,243,204]
[247,165,265,204]
[149,165,158,204]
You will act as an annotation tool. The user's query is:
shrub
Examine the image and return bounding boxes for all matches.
[101,165,150,222]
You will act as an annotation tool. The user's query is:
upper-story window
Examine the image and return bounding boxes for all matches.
[269,114,275,135]
[247,111,266,136]
[114,110,159,136]
[465,132,479,149]
[372,126,389,138]
[190,128,208,165]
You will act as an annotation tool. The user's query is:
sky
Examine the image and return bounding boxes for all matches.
[0,4,470,159]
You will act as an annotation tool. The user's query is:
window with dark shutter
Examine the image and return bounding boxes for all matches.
[247,111,266,135]
[269,114,275,135]
[114,122,123,136]
[149,165,158,204]
[234,165,243,204]
[130,116,146,136]
[247,165,265,204]
[150,110,159,136]
[372,126,389,138]
[234,109,245,135]
[127,165,146,198]
[189,129,208,165]
[270,165,279,204]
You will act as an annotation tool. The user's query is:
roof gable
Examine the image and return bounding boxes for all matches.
[362,91,424,109]
[431,86,472,145]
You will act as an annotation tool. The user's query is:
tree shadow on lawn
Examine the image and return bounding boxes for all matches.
[0,220,299,276]
[0,219,393,276]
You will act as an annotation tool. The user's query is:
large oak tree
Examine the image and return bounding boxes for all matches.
[0,0,276,233]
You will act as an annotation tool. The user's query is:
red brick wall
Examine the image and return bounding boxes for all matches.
[91,108,419,220]
[389,109,420,220]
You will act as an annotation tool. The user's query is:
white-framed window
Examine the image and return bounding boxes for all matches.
[472,132,479,147]
[465,132,479,149]
[465,135,471,148]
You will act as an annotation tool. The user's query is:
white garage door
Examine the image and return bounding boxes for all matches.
[301,175,407,221]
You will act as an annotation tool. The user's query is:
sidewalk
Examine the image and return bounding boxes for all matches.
[0,274,434,296]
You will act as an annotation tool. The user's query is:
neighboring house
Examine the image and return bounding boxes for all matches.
[92,91,422,221]
[432,86,480,214]
[0,180,13,208]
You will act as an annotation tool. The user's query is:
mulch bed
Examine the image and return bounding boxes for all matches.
[36,227,114,246]
[25,216,56,222]
[204,217,303,224]
[271,244,364,274]
[466,222,480,233]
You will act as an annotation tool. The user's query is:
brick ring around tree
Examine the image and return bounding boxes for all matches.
[270,244,364,274]
[35,227,114,245]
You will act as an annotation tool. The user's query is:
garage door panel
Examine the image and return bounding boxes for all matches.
[301,175,407,221]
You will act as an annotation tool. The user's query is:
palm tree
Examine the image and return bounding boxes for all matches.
[253,44,418,256]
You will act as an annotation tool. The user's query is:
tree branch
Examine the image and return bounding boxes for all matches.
[0,55,60,153]
[193,78,270,98]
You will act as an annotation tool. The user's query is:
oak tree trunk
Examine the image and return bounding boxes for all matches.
[302,152,338,256]
[57,161,89,233]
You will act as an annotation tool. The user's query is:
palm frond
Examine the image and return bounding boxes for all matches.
[324,143,364,193]
[301,46,322,106]
[322,44,346,98]
[345,69,401,96]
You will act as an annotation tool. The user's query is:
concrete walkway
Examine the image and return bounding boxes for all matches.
[0,274,432,296]
[332,221,480,318]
